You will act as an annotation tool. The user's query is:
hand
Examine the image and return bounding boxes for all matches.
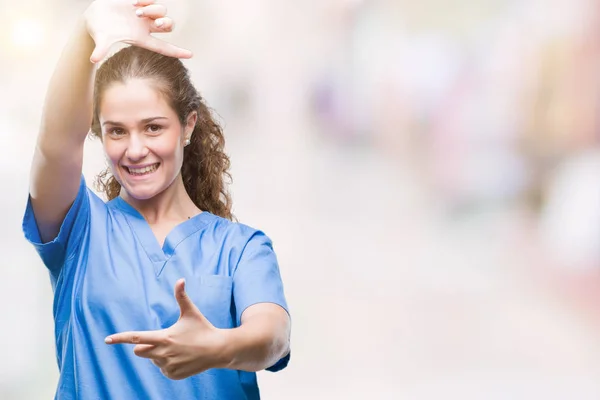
[105,279,229,380]
[84,0,192,63]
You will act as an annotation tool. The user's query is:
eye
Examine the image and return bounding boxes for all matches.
[108,127,125,136]
[147,124,162,133]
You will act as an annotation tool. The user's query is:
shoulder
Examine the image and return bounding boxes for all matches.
[211,216,267,240]
[208,215,274,255]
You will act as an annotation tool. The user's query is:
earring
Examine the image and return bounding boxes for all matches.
[184,138,191,147]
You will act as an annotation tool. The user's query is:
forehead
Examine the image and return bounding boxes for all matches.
[100,78,175,122]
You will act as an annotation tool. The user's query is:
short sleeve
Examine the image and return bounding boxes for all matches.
[22,175,90,276]
[232,230,291,372]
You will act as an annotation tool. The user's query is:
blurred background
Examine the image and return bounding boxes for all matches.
[2,0,600,398]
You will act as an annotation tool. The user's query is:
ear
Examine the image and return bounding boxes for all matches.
[184,111,198,142]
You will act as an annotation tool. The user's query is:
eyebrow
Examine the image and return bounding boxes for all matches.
[102,117,169,126]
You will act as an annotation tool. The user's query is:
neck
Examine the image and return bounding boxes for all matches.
[120,174,201,224]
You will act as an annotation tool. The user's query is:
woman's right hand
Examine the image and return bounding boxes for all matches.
[84,0,192,63]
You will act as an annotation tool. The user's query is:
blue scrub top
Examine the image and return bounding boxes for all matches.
[22,176,290,400]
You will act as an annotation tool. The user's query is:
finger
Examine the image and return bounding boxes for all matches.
[134,347,160,360]
[105,330,165,345]
[163,364,196,381]
[161,366,182,381]
[160,367,170,379]
[90,37,111,64]
[140,30,192,59]
[174,278,197,316]
[149,17,174,34]
[135,4,167,19]
[133,343,155,358]
[133,0,156,6]
[151,358,166,368]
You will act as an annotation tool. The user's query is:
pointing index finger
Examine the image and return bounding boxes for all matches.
[105,330,165,345]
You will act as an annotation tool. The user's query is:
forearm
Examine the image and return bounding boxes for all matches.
[222,315,290,372]
[30,18,96,243]
[38,18,96,157]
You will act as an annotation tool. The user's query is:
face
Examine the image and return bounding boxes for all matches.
[99,78,196,201]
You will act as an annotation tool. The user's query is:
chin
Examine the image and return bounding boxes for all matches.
[125,189,158,201]
[124,183,169,201]
[114,177,160,200]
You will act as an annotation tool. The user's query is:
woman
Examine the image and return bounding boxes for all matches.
[22,0,291,399]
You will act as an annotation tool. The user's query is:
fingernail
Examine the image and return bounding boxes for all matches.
[132,0,138,5]
[104,337,113,344]
[155,19,164,27]
[135,8,143,16]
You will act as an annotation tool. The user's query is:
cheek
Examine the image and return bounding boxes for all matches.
[103,141,122,165]
[157,133,184,162]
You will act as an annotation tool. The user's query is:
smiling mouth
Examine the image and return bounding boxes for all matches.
[125,163,160,176]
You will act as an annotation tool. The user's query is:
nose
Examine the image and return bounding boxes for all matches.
[125,133,149,162]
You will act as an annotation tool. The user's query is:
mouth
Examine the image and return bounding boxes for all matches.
[124,163,160,176]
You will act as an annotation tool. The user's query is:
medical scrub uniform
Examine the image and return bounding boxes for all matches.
[22,176,290,400]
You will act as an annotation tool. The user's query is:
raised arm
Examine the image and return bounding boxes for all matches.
[29,0,192,243]
[29,21,95,244]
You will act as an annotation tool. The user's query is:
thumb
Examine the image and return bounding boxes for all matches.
[175,278,196,317]
[89,37,111,64]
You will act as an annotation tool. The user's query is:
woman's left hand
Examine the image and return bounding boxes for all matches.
[105,279,228,380]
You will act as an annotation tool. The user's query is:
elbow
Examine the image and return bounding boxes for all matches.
[245,334,290,373]
[261,333,290,371]
[276,335,291,360]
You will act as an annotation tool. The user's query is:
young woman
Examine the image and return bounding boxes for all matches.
[22,1,291,398]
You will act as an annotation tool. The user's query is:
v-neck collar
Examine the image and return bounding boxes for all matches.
[110,196,218,275]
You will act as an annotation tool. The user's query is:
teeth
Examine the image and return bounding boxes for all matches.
[128,164,158,175]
